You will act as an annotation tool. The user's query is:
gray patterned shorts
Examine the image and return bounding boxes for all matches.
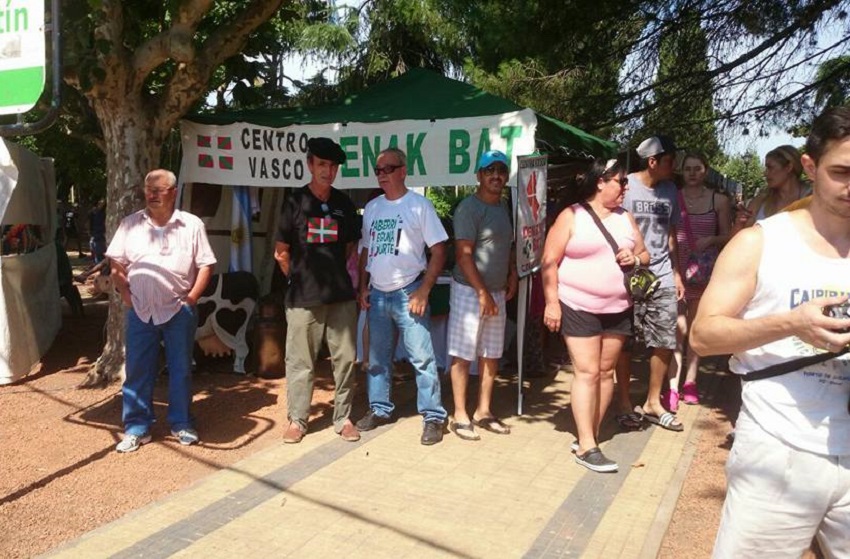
[633,287,678,350]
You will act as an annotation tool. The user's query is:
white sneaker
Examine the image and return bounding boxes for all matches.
[171,429,199,446]
[116,433,152,453]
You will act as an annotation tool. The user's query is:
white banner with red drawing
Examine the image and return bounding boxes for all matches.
[515,154,548,278]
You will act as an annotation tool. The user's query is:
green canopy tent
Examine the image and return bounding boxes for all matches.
[179,68,616,189]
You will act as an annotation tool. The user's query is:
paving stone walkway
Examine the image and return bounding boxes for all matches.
[44,358,719,559]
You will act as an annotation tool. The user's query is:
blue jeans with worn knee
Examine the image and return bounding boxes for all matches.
[123,305,197,436]
[367,280,447,424]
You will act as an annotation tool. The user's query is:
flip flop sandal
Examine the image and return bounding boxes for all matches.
[472,416,511,435]
[450,422,480,441]
[642,410,684,432]
[615,412,644,431]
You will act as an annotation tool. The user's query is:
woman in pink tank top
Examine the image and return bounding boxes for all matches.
[667,153,730,410]
[542,158,649,473]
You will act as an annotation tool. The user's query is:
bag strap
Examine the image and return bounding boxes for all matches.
[677,191,697,251]
[578,201,622,264]
[741,346,849,382]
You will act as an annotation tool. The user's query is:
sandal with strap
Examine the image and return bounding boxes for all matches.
[616,411,644,431]
[640,407,684,432]
[472,416,511,435]
[450,422,481,441]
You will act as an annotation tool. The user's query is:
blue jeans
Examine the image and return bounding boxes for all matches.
[367,280,447,424]
[123,305,197,436]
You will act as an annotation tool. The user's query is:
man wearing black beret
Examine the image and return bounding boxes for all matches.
[274,137,361,443]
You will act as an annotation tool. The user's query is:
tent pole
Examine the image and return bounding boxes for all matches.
[516,275,528,415]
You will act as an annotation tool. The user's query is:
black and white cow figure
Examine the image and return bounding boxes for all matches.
[195,271,259,374]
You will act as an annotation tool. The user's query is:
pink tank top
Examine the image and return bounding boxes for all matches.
[558,204,635,313]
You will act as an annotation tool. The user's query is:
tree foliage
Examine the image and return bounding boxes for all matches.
[611,0,849,142]
[717,150,765,201]
[306,0,849,148]
[637,8,721,160]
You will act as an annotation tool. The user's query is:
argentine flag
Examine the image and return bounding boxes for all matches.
[229,185,255,272]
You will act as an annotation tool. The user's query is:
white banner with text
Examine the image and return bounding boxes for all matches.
[179,110,537,189]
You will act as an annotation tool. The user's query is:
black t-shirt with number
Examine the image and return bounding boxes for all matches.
[276,185,360,307]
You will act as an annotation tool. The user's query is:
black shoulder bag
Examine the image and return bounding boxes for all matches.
[579,201,659,302]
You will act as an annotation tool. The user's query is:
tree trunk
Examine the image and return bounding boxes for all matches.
[80,96,160,387]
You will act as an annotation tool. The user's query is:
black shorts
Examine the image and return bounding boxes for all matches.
[560,302,633,338]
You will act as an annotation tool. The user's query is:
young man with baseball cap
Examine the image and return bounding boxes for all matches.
[616,135,686,432]
[274,137,361,444]
[447,150,519,440]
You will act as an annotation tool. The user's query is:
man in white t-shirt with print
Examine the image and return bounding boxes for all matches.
[691,106,850,558]
[356,147,449,445]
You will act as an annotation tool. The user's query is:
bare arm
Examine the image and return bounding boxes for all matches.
[696,193,732,251]
[506,245,518,301]
[732,193,763,234]
[690,226,850,356]
[714,193,732,246]
[455,238,498,316]
[185,264,214,307]
[409,241,446,316]
[623,212,649,266]
[541,209,573,333]
[110,259,132,307]
[273,241,290,277]
[358,245,370,310]
[669,225,685,300]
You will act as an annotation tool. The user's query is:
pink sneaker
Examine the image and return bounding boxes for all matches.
[683,381,699,405]
[661,389,680,413]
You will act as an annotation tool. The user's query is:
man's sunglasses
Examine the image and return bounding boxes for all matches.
[374,164,404,176]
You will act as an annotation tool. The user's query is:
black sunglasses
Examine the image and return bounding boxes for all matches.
[374,164,403,176]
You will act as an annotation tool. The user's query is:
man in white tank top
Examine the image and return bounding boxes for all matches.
[691,107,850,558]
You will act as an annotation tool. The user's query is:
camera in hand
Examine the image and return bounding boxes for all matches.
[823,301,850,332]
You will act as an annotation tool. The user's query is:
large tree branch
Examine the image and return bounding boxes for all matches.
[89,0,134,98]
[132,0,216,88]
[150,0,287,140]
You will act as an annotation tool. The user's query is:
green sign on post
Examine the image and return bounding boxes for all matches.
[0,0,45,115]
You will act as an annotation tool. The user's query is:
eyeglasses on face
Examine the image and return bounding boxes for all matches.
[606,175,628,187]
[481,164,509,177]
[374,164,404,176]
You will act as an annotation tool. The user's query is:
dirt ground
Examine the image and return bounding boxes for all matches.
[658,367,740,558]
[0,272,736,559]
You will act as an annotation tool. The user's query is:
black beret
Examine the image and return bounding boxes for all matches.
[307,137,346,164]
